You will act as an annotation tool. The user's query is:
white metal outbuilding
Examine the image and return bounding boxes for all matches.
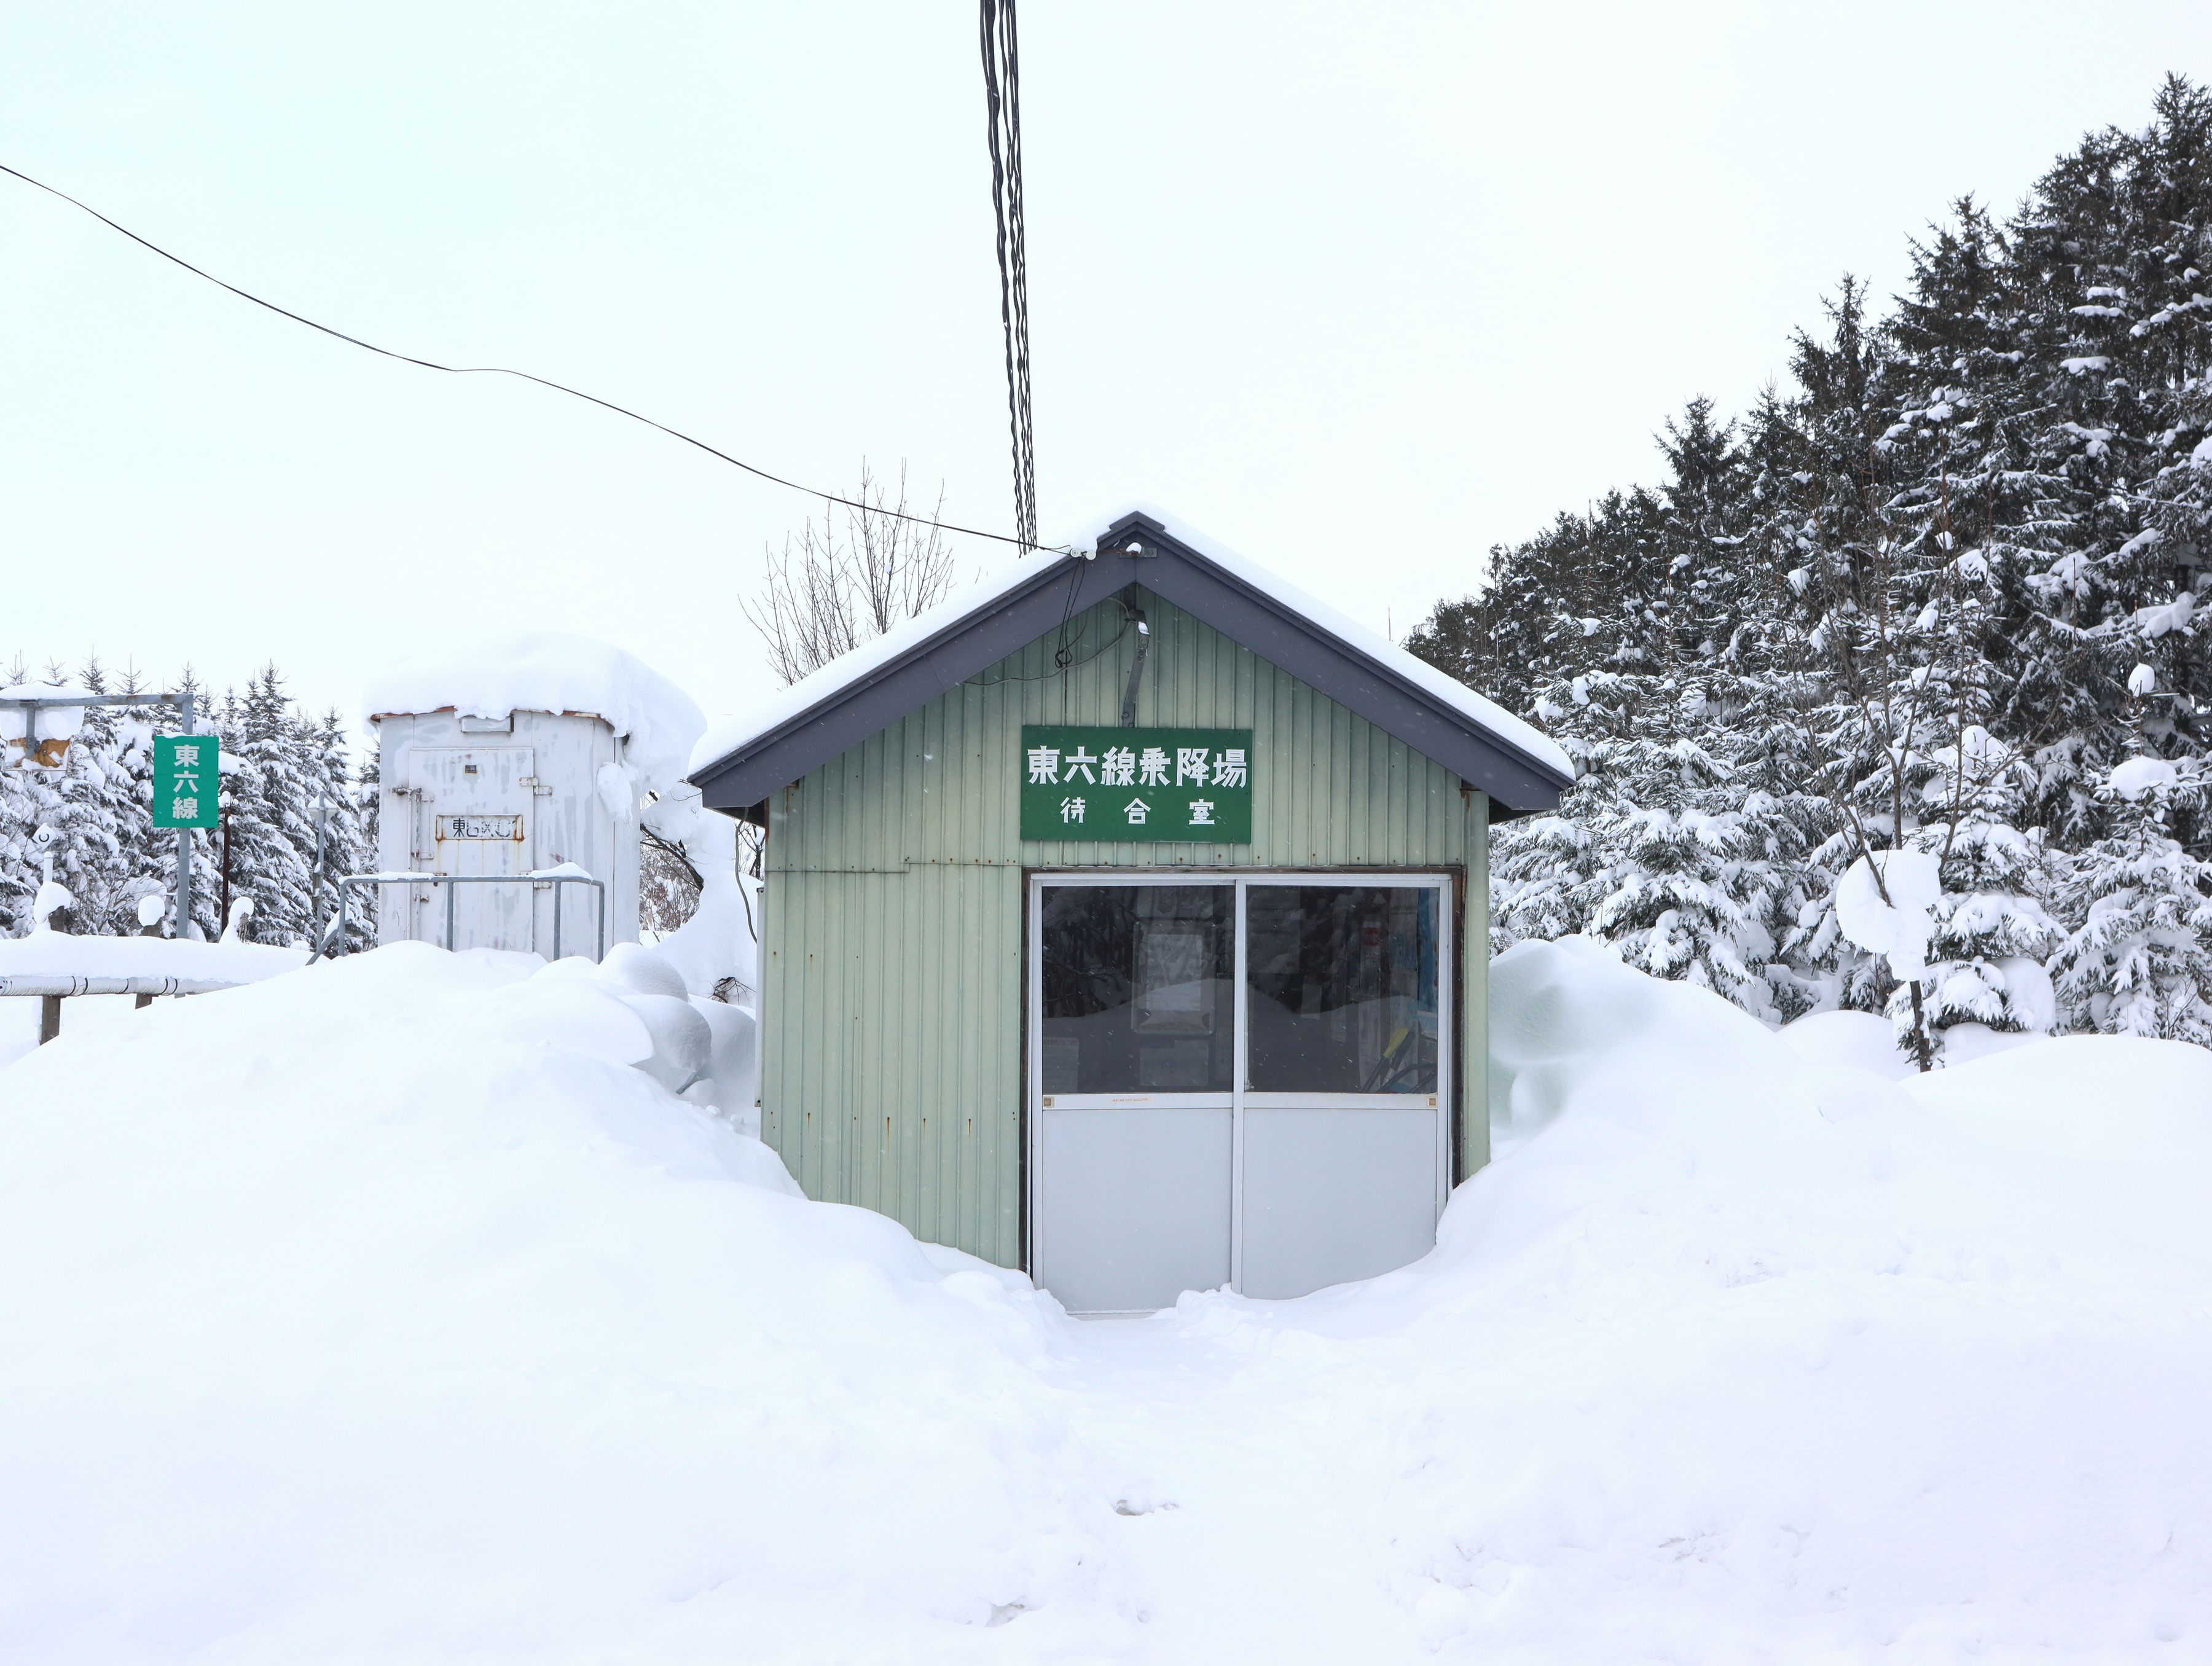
[363,633,706,963]
[368,705,641,960]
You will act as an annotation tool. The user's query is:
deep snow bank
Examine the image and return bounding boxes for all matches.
[5,934,2211,1663]
[1163,936,2212,1661]
[0,946,1116,1663]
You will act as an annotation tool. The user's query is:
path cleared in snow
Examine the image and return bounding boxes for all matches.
[2,937,2210,1663]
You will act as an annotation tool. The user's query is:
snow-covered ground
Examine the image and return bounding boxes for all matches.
[2,937,2208,1662]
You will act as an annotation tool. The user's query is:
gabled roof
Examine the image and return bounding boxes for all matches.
[688,506,1574,818]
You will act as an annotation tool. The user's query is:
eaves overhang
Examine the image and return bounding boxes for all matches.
[688,510,1572,822]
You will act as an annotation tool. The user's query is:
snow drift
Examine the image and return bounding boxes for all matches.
[2,935,2210,1661]
[1194,936,2212,1660]
[0,947,1113,1664]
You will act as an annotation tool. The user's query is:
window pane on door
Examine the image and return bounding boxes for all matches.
[1041,886,1234,1093]
[1245,886,1438,1093]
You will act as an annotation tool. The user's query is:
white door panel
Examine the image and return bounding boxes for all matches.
[1037,1106,1233,1314]
[406,748,536,952]
[1239,1106,1440,1299]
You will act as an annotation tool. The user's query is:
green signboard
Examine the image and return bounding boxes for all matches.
[1020,726,1252,842]
[151,733,221,829]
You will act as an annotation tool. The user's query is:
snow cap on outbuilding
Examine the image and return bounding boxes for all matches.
[366,632,705,795]
[688,506,1572,819]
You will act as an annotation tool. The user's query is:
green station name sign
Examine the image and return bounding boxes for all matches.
[151,733,221,830]
[1020,725,1252,843]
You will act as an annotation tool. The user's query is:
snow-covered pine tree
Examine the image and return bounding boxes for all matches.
[304,706,372,950]
[1535,673,1785,1017]
[1881,238,2069,1046]
[95,663,170,931]
[1913,729,2066,1039]
[2001,80,2212,846]
[0,661,136,937]
[2053,753,2212,1041]
[49,659,157,936]
[216,667,321,947]
[1753,278,1965,1055]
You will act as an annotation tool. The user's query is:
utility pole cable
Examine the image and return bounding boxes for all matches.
[980,0,1037,550]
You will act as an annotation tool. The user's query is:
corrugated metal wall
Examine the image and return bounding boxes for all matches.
[763,586,1491,1267]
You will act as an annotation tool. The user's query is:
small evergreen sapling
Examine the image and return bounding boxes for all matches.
[2053,756,2212,1042]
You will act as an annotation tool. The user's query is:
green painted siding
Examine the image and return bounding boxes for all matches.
[762,585,1492,1266]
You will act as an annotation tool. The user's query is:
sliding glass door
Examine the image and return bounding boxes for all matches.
[1029,873,1451,1313]
[1237,882,1444,1299]
[1032,882,1237,1313]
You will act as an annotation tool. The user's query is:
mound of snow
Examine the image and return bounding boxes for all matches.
[0,945,1119,1662]
[1162,936,2212,1659]
[1778,998,2049,1082]
[366,633,705,792]
[7,932,2211,1660]
[1778,1006,1913,1079]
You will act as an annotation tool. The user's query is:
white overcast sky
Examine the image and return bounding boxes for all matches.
[4,3,2210,731]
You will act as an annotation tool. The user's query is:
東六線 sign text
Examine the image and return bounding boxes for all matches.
[151,734,221,830]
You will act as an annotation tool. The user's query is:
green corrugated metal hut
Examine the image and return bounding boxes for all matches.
[690,508,1571,1313]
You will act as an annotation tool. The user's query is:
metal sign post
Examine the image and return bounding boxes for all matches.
[181,692,194,942]
[151,707,219,939]
[310,794,332,953]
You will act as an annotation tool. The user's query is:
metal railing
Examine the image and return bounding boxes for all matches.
[0,974,244,998]
[0,972,256,1047]
[327,873,607,963]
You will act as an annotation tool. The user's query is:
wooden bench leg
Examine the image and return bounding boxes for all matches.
[38,995,61,1045]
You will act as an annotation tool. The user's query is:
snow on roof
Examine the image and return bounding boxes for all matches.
[687,555,1063,779]
[686,504,1571,783]
[1075,503,1572,780]
[367,633,706,791]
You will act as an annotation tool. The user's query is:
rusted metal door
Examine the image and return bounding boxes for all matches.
[407,748,537,952]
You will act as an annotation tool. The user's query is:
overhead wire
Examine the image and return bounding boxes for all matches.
[979,0,1037,551]
[0,159,1064,556]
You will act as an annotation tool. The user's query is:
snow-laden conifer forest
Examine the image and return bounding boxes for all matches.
[0,664,372,945]
[1408,76,2212,1056]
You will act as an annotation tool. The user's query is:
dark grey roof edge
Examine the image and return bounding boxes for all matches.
[1108,515,1571,813]
[689,514,1571,818]
[688,553,1128,808]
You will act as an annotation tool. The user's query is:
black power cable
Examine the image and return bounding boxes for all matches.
[979,0,1037,551]
[964,585,1136,689]
[0,160,1060,555]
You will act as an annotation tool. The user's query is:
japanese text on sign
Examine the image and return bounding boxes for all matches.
[151,734,221,829]
[1019,727,1252,842]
